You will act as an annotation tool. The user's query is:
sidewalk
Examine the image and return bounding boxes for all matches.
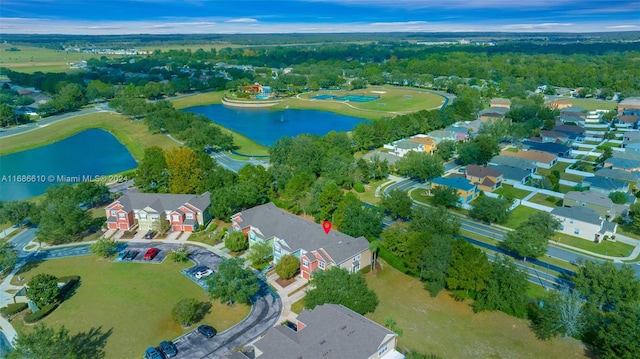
[266,273,308,324]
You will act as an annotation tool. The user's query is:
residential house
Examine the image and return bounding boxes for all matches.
[250,304,404,359]
[490,98,511,109]
[563,190,615,219]
[477,107,509,121]
[553,124,586,142]
[551,206,617,242]
[617,115,640,127]
[500,149,558,169]
[465,165,503,192]
[559,113,586,126]
[522,140,572,158]
[105,192,211,232]
[489,155,537,174]
[560,107,586,118]
[539,130,570,143]
[618,97,640,116]
[602,157,640,172]
[582,177,630,195]
[444,125,470,141]
[231,203,370,280]
[408,135,437,154]
[430,176,479,205]
[363,151,401,166]
[595,168,640,187]
[427,130,457,144]
[383,139,424,157]
[487,164,532,185]
[622,131,640,148]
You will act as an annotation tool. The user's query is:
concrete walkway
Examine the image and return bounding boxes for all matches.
[266,273,308,324]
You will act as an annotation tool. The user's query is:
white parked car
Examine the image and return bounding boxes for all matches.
[194,267,213,279]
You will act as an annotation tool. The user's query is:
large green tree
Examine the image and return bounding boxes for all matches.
[419,235,454,297]
[502,212,560,260]
[248,241,273,268]
[275,254,300,280]
[171,298,211,327]
[446,239,492,300]
[334,193,382,239]
[207,257,259,305]
[0,201,34,226]
[430,186,459,208]
[380,189,413,220]
[572,261,640,311]
[395,152,444,182]
[10,323,109,359]
[36,185,92,245]
[409,206,460,237]
[456,134,500,165]
[89,238,118,258]
[304,267,378,315]
[469,195,512,225]
[225,231,248,252]
[474,256,529,317]
[593,304,640,359]
[26,273,59,308]
[134,146,169,193]
[0,240,18,273]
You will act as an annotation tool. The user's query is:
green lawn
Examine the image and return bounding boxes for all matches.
[553,98,617,112]
[0,43,120,74]
[493,184,532,200]
[504,206,545,229]
[0,112,177,160]
[527,193,562,207]
[290,298,305,315]
[554,233,635,257]
[353,178,387,205]
[10,255,249,359]
[536,162,585,183]
[365,262,588,358]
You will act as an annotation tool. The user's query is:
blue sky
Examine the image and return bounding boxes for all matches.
[1,0,639,34]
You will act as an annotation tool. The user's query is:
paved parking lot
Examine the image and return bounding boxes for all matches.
[115,242,180,263]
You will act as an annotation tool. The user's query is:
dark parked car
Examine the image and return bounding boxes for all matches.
[197,324,216,338]
[144,347,162,359]
[143,248,160,260]
[159,340,178,358]
[122,250,139,261]
[145,230,157,239]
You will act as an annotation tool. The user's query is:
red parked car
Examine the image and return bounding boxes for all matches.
[143,248,160,260]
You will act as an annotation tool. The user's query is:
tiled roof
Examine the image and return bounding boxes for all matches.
[551,206,602,226]
[253,304,397,359]
[233,203,368,265]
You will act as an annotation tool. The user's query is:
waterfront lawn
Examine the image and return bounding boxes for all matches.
[10,255,249,359]
[493,184,531,200]
[0,112,178,159]
[171,92,225,109]
[365,262,588,359]
[554,233,635,257]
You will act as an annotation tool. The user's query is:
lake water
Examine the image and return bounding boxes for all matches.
[184,104,369,147]
[0,129,137,201]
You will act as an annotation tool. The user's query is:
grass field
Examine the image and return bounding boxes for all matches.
[504,205,545,229]
[0,44,120,74]
[493,184,532,200]
[536,162,585,183]
[0,112,178,159]
[547,98,617,112]
[527,193,562,207]
[365,262,588,358]
[10,255,249,359]
[555,233,635,257]
[291,86,445,115]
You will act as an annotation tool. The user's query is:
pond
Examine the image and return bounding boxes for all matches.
[0,129,137,201]
[183,104,369,147]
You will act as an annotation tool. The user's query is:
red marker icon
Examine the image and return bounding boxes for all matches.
[322,221,332,234]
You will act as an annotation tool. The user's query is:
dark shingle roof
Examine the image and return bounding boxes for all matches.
[551,206,602,226]
[583,177,628,191]
[595,168,640,183]
[466,164,502,178]
[112,192,210,213]
[487,164,531,182]
[522,141,571,156]
[233,203,368,265]
[564,190,614,207]
[489,155,536,171]
[253,304,396,359]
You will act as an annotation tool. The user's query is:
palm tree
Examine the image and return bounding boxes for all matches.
[369,240,380,271]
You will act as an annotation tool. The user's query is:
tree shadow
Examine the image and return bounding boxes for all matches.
[15,259,44,277]
[70,326,113,359]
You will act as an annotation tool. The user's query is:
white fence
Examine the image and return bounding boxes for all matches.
[520,200,554,212]
[565,168,595,177]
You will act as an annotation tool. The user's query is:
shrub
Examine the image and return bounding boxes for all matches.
[378,246,410,275]
[58,276,80,301]
[24,303,58,323]
[0,303,28,316]
[353,183,365,193]
[275,254,300,280]
[225,231,248,252]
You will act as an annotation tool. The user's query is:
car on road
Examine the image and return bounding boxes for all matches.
[159,340,178,358]
[145,230,157,239]
[194,267,213,279]
[144,347,163,359]
[197,324,216,338]
[122,250,139,261]
[143,248,160,260]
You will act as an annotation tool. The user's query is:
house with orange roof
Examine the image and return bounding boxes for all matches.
[408,135,438,154]
[500,149,558,169]
[490,98,511,109]
[465,165,503,192]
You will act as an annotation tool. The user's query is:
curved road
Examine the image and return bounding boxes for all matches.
[4,228,282,358]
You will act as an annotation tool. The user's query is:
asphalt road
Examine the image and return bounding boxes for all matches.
[208,149,269,173]
[0,106,107,139]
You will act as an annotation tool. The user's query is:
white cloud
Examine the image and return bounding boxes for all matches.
[225,18,259,23]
